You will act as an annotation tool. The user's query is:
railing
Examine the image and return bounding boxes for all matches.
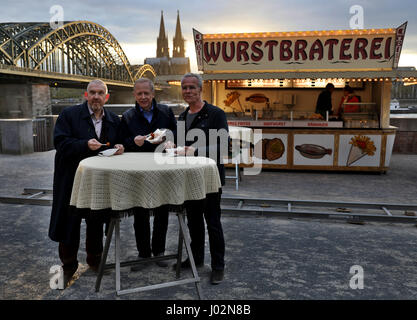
[32,116,57,152]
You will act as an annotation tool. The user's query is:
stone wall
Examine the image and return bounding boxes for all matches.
[390,117,417,154]
[0,84,51,118]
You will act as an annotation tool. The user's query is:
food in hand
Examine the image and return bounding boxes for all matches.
[146,129,167,142]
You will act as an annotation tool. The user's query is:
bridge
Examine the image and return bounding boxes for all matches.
[0,21,157,118]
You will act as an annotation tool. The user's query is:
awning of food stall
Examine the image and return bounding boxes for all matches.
[157,69,417,85]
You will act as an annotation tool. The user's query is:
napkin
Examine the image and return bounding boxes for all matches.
[98,148,118,157]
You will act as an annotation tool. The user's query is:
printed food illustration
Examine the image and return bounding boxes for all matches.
[245,93,269,104]
[295,144,332,159]
[346,135,376,166]
[254,138,285,161]
[224,91,244,112]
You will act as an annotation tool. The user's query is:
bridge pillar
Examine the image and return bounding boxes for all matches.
[0,83,51,118]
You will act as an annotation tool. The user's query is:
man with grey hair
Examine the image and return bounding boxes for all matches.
[173,72,228,284]
[119,77,176,270]
[49,79,124,287]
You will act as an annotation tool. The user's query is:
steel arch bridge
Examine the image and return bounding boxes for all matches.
[0,21,156,84]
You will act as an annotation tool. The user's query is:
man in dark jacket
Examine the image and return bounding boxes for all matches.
[49,79,124,286]
[174,73,228,285]
[118,78,177,269]
[315,83,335,119]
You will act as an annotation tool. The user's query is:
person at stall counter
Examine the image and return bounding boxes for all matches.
[118,78,177,270]
[172,72,228,285]
[315,83,335,119]
[49,79,124,287]
[337,85,360,115]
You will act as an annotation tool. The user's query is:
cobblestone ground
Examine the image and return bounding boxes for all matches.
[0,151,417,300]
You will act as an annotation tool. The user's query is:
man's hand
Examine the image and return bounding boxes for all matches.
[163,140,176,150]
[134,135,146,147]
[176,146,196,156]
[88,138,103,151]
[114,144,124,155]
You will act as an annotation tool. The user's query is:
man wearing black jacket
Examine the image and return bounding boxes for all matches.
[174,73,228,284]
[315,83,335,119]
[49,79,124,286]
[118,78,176,269]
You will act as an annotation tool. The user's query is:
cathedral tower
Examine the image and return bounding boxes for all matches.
[172,10,185,58]
[156,11,170,58]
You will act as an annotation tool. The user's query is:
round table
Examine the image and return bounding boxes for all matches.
[69,152,221,298]
[70,152,221,211]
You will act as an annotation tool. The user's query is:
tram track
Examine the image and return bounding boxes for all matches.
[1,188,417,225]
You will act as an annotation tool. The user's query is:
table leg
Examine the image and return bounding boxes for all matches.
[235,163,239,190]
[176,213,184,279]
[115,218,121,293]
[177,211,204,300]
[95,218,115,292]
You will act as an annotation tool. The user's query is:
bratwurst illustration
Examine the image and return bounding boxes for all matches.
[295,144,332,159]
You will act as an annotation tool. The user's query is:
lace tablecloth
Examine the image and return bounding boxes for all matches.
[70,152,221,211]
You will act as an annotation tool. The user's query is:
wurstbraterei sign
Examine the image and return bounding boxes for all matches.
[193,22,407,73]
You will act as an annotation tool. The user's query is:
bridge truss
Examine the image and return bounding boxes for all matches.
[0,21,156,84]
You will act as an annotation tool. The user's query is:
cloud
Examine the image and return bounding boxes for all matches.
[1,0,416,70]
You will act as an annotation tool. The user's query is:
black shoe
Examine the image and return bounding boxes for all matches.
[154,253,169,268]
[210,269,224,285]
[87,263,111,276]
[130,256,151,272]
[63,264,78,288]
[172,258,204,270]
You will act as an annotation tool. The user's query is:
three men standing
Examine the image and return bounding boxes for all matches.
[50,74,227,287]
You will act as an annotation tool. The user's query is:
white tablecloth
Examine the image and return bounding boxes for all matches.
[70,152,221,211]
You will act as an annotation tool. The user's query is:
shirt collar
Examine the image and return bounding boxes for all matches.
[87,103,105,120]
[137,101,154,114]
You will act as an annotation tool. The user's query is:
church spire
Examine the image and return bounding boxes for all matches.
[172,10,185,58]
[157,10,169,58]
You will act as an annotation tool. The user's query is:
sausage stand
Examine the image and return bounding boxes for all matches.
[159,22,417,172]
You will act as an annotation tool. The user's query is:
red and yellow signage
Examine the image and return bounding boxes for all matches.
[193,22,407,73]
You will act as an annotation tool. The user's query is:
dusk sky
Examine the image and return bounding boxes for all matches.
[1,0,416,72]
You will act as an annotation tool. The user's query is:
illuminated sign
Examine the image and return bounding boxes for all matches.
[193,23,407,73]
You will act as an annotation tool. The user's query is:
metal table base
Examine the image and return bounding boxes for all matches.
[94,210,203,299]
